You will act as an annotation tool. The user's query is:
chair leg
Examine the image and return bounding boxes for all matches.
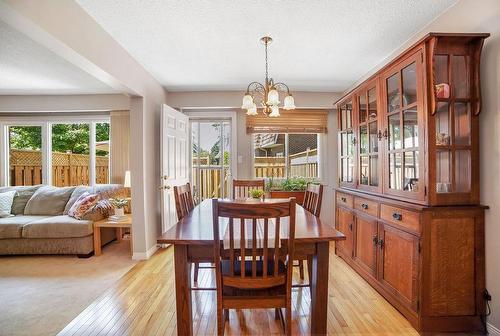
[298,260,305,280]
[217,304,225,336]
[286,303,292,335]
[307,256,313,290]
[277,307,286,333]
[224,309,230,321]
[274,308,280,320]
[193,262,199,283]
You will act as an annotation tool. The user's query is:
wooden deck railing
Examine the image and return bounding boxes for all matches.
[9,149,109,186]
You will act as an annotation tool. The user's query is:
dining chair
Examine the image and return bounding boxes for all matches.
[174,182,210,284]
[295,182,323,286]
[232,179,265,199]
[212,198,296,335]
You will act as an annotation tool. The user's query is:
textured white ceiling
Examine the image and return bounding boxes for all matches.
[0,21,117,95]
[77,0,457,92]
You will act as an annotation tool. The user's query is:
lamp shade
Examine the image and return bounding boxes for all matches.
[266,89,280,105]
[241,94,254,109]
[269,105,280,117]
[246,103,258,116]
[124,170,131,188]
[283,95,296,110]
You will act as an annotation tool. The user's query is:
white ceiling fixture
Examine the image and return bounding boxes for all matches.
[0,20,117,95]
[242,36,295,117]
[76,0,458,92]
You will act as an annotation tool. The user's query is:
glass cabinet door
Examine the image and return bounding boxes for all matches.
[357,83,381,191]
[433,52,473,197]
[383,52,424,200]
[339,100,356,187]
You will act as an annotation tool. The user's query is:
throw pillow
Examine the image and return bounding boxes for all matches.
[68,192,99,220]
[82,198,115,221]
[0,190,17,218]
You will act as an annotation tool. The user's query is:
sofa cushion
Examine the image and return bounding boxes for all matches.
[24,186,75,216]
[0,186,42,215]
[0,190,16,217]
[63,186,91,214]
[21,215,93,239]
[0,215,50,239]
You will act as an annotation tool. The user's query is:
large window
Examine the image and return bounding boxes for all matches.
[253,133,320,179]
[1,119,110,187]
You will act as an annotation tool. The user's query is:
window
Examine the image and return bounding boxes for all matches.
[8,126,43,186]
[253,133,320,179]
[1,118,110,187]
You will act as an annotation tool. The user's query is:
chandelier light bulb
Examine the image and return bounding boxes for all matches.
[246,103,258,116]
[283,95,296,110]
[241,94,254,110]
[269,105,280,117]
[266,89,280,106]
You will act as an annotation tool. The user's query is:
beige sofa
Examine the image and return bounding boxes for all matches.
[0,184,125,257]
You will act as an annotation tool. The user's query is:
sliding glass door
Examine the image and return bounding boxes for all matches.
[191,120,231,202]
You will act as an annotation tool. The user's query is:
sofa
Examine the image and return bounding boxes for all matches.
[0,184,126,257]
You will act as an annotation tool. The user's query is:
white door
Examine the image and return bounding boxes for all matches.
[160,104,189,234]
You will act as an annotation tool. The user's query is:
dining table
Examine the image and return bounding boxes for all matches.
[157,198,346,335]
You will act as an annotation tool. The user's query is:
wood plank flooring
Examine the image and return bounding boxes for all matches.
[58,244,419,335]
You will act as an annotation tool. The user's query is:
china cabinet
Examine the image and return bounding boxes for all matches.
[335,33,489,333]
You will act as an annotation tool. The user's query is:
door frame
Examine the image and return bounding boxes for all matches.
[183,110,238,188]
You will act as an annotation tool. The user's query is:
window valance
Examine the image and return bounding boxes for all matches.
[246,109,328,134]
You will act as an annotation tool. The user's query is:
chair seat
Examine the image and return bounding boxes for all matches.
[221,259,287,291]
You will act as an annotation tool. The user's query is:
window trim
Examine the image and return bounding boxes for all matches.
[252,132,324,181]
[0,115,110,187]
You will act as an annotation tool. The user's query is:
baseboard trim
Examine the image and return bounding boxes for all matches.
[132,244,159,260]
[488,322,500,336]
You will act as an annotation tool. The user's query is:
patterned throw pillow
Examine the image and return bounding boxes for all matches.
[0,190,17,218]
[68,192,99,220]
[82,198,115,221]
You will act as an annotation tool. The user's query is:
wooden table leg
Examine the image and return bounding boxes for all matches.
[174,244,193,335]
[93,226,101,256]
[116,228,123,242]
[310,241,329,335]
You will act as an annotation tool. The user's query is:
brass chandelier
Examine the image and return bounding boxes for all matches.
[241,36,296,117]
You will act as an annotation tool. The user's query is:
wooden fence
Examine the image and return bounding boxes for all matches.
[254,148,318,178]
[9,149,109,186]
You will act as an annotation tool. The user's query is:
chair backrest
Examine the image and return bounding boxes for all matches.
[212,198,296,290]
[232,179,265,199]
[302,182,323,217]
[174,183,195,220]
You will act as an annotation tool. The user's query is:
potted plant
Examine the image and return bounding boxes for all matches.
[267,177,312,203]
[109,198,130,218]
[249,188,265,200]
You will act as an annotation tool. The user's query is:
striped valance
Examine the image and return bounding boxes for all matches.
[246,109,328,134]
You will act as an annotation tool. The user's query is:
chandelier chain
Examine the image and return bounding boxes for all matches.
[265,39,269,83]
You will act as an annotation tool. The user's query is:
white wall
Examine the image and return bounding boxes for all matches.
[342,0,500,330]
[168,91,342,226]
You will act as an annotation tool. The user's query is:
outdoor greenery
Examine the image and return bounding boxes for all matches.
[266,177,316,191]
[9,123,109,156]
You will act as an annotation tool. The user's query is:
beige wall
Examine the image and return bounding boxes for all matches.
[343,0,500,329]
[110,111,130,184]
[169,91,342,226]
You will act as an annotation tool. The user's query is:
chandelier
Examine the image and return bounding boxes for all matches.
[241,36,296,117]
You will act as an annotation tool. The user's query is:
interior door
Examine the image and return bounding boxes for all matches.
[160,104,189,234]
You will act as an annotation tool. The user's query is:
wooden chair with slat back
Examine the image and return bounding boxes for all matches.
[232,179,265,199]
[174,183,212,284]
[295,182,323,287]
[212,198,296,335]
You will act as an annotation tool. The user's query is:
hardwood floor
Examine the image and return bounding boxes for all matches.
[58,244,418,335]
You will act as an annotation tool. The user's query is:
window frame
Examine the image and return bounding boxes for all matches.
[252,132,323,181]
[0,115,110,187]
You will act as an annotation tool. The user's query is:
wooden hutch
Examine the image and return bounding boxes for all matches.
[334,33,489,333]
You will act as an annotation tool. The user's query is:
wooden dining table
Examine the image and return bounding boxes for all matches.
[157,198,345,335]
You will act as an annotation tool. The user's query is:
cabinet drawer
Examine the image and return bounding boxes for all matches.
[380,204,420,234]
[337,192,353,208]
[354,197,379,217]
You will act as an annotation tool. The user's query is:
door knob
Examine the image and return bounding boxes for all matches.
[162,175,169,180]
[158,185,171,190]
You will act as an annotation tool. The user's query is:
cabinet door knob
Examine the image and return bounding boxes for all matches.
[377,130,383,140]
[341,197,346,202]
[349,223,353,231]
[361,203,369,209]
[372,235,378,245]
[392,212,402,221]
[378,239,385,248]
[383,129,388,139]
